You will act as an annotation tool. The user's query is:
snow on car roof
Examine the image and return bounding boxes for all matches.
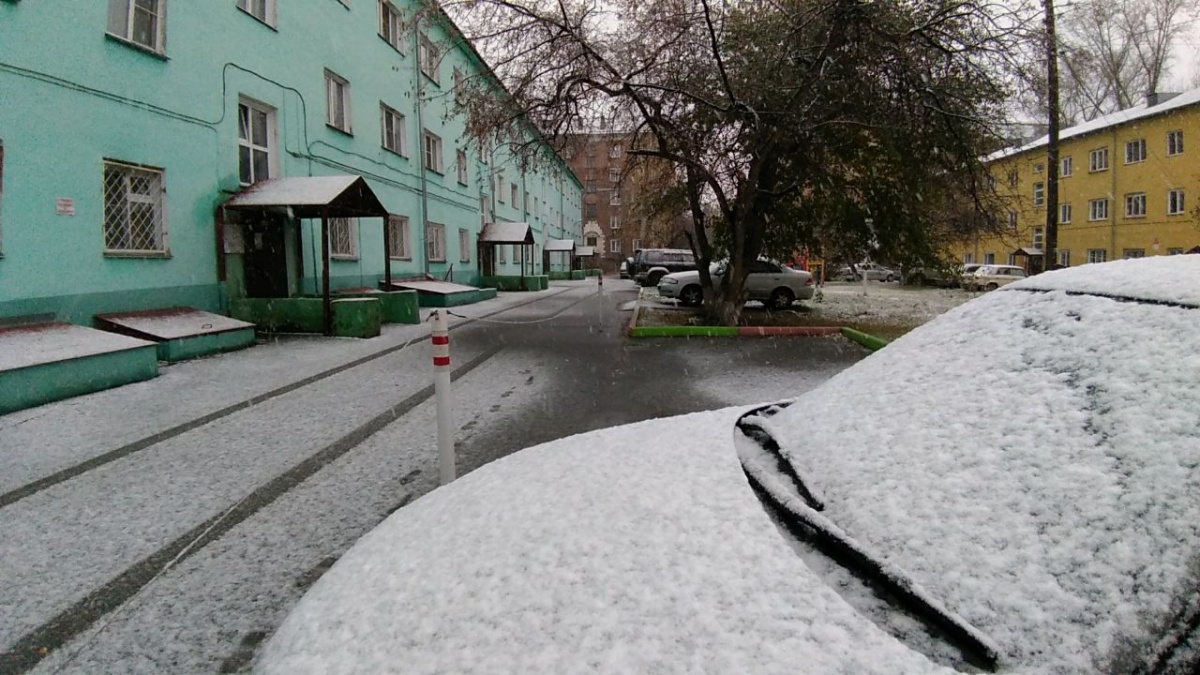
[768,257,1200,672]
[259,409,951,674]
[1007,254,1200,307]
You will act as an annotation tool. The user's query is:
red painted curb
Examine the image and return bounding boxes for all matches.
[736,326,844,337]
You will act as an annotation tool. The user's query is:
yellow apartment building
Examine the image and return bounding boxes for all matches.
[958,89,1200,270]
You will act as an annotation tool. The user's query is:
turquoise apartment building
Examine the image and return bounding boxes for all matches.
[0,0,583,326]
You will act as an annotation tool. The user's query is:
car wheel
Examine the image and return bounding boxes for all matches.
[768,288,795,310]
[679,285,703,307]
[648,271,664,287]
[985,282,999,291]
[886,274,895,283]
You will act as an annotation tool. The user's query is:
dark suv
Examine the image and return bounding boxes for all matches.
[631,249,697,286]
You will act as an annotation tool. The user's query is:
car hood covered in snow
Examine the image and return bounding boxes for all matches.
[764,256,1200,673]
[258,408,952,674]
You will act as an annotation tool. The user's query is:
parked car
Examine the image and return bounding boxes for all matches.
[262,256,1200,675]
[835,262,898,282]
[963,264,1026,291]
[657,259,815,309]
[904,263,980,287]
[630,249,697,286]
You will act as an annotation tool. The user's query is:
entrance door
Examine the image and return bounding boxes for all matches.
[243,219,290,298]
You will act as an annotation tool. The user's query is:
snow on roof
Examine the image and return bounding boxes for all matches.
[224,176,360,207]
[0,323,155,372]
[769,257,1200,672]
[575,245,596,257]
[259,409,953,674]
[479,222,533,244]
[1009,254,1200,307]
[987,87,1200,162]
[544,238,576,252]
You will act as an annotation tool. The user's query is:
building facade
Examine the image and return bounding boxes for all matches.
[561,132,689,271]
[960,89,1200,270]
[0,1,582,325]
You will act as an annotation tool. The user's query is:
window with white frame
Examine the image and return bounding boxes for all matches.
[1059,203,1072,224]
[1168,189,1185,215]
[456,150,467,184]
[459,227,470,262]
[496,171,504,202]
[1007,253,1017,266]
[1124,192,1146,218]
[1168,247,1184,255]
[427,222,446,261]
[586,235,598,247]
[237,0,275,25]
[1033,181,1044,207]
[610,144,622,158]
[1007,211,1017,229]
[510,244,519,261]
[610,239,621,254]
[1088,198,1109,221]
[329,217,357,258]
[1061,156,1072,176]
[387,214,410,259]
[610,190,620,206]
[1058,250,1070,267]
[609,213,620,229]
[419,34,439,83]
[1032,163,1043,174]
[1167,130,1184,156]
[1087,249,1107,264]
[453,67,466,105]
[1125,138,1147,164]
[422,130,443,173]
[1122,248,1145,259]
[608,167,620,182]
[380,103,406,156]
[632,238,641,251]
[983,252,995,265]
[986,174,996,191]
[498,242,506,263]
[107,0,167,53]
[963,253,974,264]
[1089,147,1109,172]
[103,160,166,253]
[1032,227,1043,249]
[1007,169,1018,187]
[378,1,404,52]
[325,70,351,133]
[510,183,518,205]
[238,98,274,186]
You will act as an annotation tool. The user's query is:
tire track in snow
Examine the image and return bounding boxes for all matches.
[0,345,502,675]
[0,285,585,510]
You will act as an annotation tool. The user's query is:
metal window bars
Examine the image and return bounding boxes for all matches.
[103,161,164,252]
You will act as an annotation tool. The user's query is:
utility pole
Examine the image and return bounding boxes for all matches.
[1044,0,1060,274]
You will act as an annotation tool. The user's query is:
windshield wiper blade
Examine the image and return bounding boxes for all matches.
[736,403,1002,672]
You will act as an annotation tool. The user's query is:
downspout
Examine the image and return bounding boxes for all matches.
[415,18,431,278]
[1109,127,1117,259]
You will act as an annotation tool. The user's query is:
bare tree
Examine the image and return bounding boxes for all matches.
[449,0,1016,324]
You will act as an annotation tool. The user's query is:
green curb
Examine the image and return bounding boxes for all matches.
[841,327,890,351]
[629,325,741,337]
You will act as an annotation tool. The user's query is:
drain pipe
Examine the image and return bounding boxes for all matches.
[415,17,431,278]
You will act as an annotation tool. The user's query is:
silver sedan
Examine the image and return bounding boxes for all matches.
[658,260,815,309]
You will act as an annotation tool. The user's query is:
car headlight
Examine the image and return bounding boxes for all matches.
[661,278,679,284]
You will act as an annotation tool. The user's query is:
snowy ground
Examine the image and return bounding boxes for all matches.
[0,278,865,674]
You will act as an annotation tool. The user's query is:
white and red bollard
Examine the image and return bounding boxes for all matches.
[431,310,455,485]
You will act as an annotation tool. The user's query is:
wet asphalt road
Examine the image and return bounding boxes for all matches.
[449,278,868,475]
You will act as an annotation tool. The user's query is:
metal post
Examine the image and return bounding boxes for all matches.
[431,310,455,485]
[321,210,332,336]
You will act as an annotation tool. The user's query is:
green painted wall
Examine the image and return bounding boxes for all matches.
[1,1,582,327]
[0,345,159,415]
[158,328,257,362]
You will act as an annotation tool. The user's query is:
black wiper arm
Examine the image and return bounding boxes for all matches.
[736,403,1002,672]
